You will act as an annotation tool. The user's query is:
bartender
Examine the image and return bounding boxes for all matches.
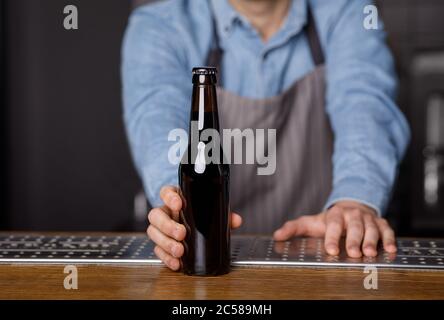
[122,0,410,271]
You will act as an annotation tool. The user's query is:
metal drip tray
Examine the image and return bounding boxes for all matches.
[0,234,158,264]
[0,234,443,270]
[231,237,444,269]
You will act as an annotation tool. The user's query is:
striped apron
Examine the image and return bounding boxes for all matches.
[207,6,333,234]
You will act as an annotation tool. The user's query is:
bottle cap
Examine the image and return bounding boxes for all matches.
[192,67,217,75]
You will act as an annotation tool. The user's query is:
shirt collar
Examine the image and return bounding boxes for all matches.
[210,0,308,41]
[209,0,240,38]
[283,0,308,39]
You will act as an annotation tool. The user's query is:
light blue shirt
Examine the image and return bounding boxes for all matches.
[121,0,410,215]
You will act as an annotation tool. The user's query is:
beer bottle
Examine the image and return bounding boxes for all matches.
[179,67,231,276]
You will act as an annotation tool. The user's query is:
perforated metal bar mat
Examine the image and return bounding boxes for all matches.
[0,234,443,270]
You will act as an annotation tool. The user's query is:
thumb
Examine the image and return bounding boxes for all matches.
[273,216,315,241]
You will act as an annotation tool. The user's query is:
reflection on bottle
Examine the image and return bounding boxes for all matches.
[194,142,206,174]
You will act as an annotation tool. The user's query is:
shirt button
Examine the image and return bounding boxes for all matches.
[223,26,233,38]
[262,51,271,61]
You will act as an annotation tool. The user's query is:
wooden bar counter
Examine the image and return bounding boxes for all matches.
[0,233,443,300]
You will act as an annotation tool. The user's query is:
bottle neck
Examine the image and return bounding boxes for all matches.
[189,84,220,140]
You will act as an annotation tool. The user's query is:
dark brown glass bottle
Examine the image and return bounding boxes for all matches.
[179,67,231,276]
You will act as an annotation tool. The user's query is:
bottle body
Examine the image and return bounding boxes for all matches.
[179,160,230,276]
[179,67,231,276]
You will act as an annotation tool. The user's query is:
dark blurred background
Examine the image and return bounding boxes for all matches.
[0,0,443,235]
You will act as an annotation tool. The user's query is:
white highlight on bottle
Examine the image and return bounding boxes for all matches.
[198,89,204,130]
[194,142,206,174]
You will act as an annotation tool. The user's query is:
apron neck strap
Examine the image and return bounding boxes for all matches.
[304,6,325,66]
[206,7,224,84]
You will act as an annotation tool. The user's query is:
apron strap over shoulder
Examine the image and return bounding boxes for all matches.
[304,6,325,66]
[205,10,224,85]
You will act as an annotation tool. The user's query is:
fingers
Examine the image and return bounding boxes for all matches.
[147,225,184,258]
[160,185,182,213]
[376,218,397,253]
[273,216,310,241]
[274,201,396,259]
[324,210,344,256]
[231,213,242,229]
[345,212,365,258]
[362,214,379,257]
[154,245,180,271]
[273,219,303,241]
[148,208,186,241]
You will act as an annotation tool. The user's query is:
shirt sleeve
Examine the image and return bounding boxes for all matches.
[323,0,411,215]
[121,8,190,207]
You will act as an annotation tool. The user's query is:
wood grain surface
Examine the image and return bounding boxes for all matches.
[1,263,443,299]
[1,232,443,299]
